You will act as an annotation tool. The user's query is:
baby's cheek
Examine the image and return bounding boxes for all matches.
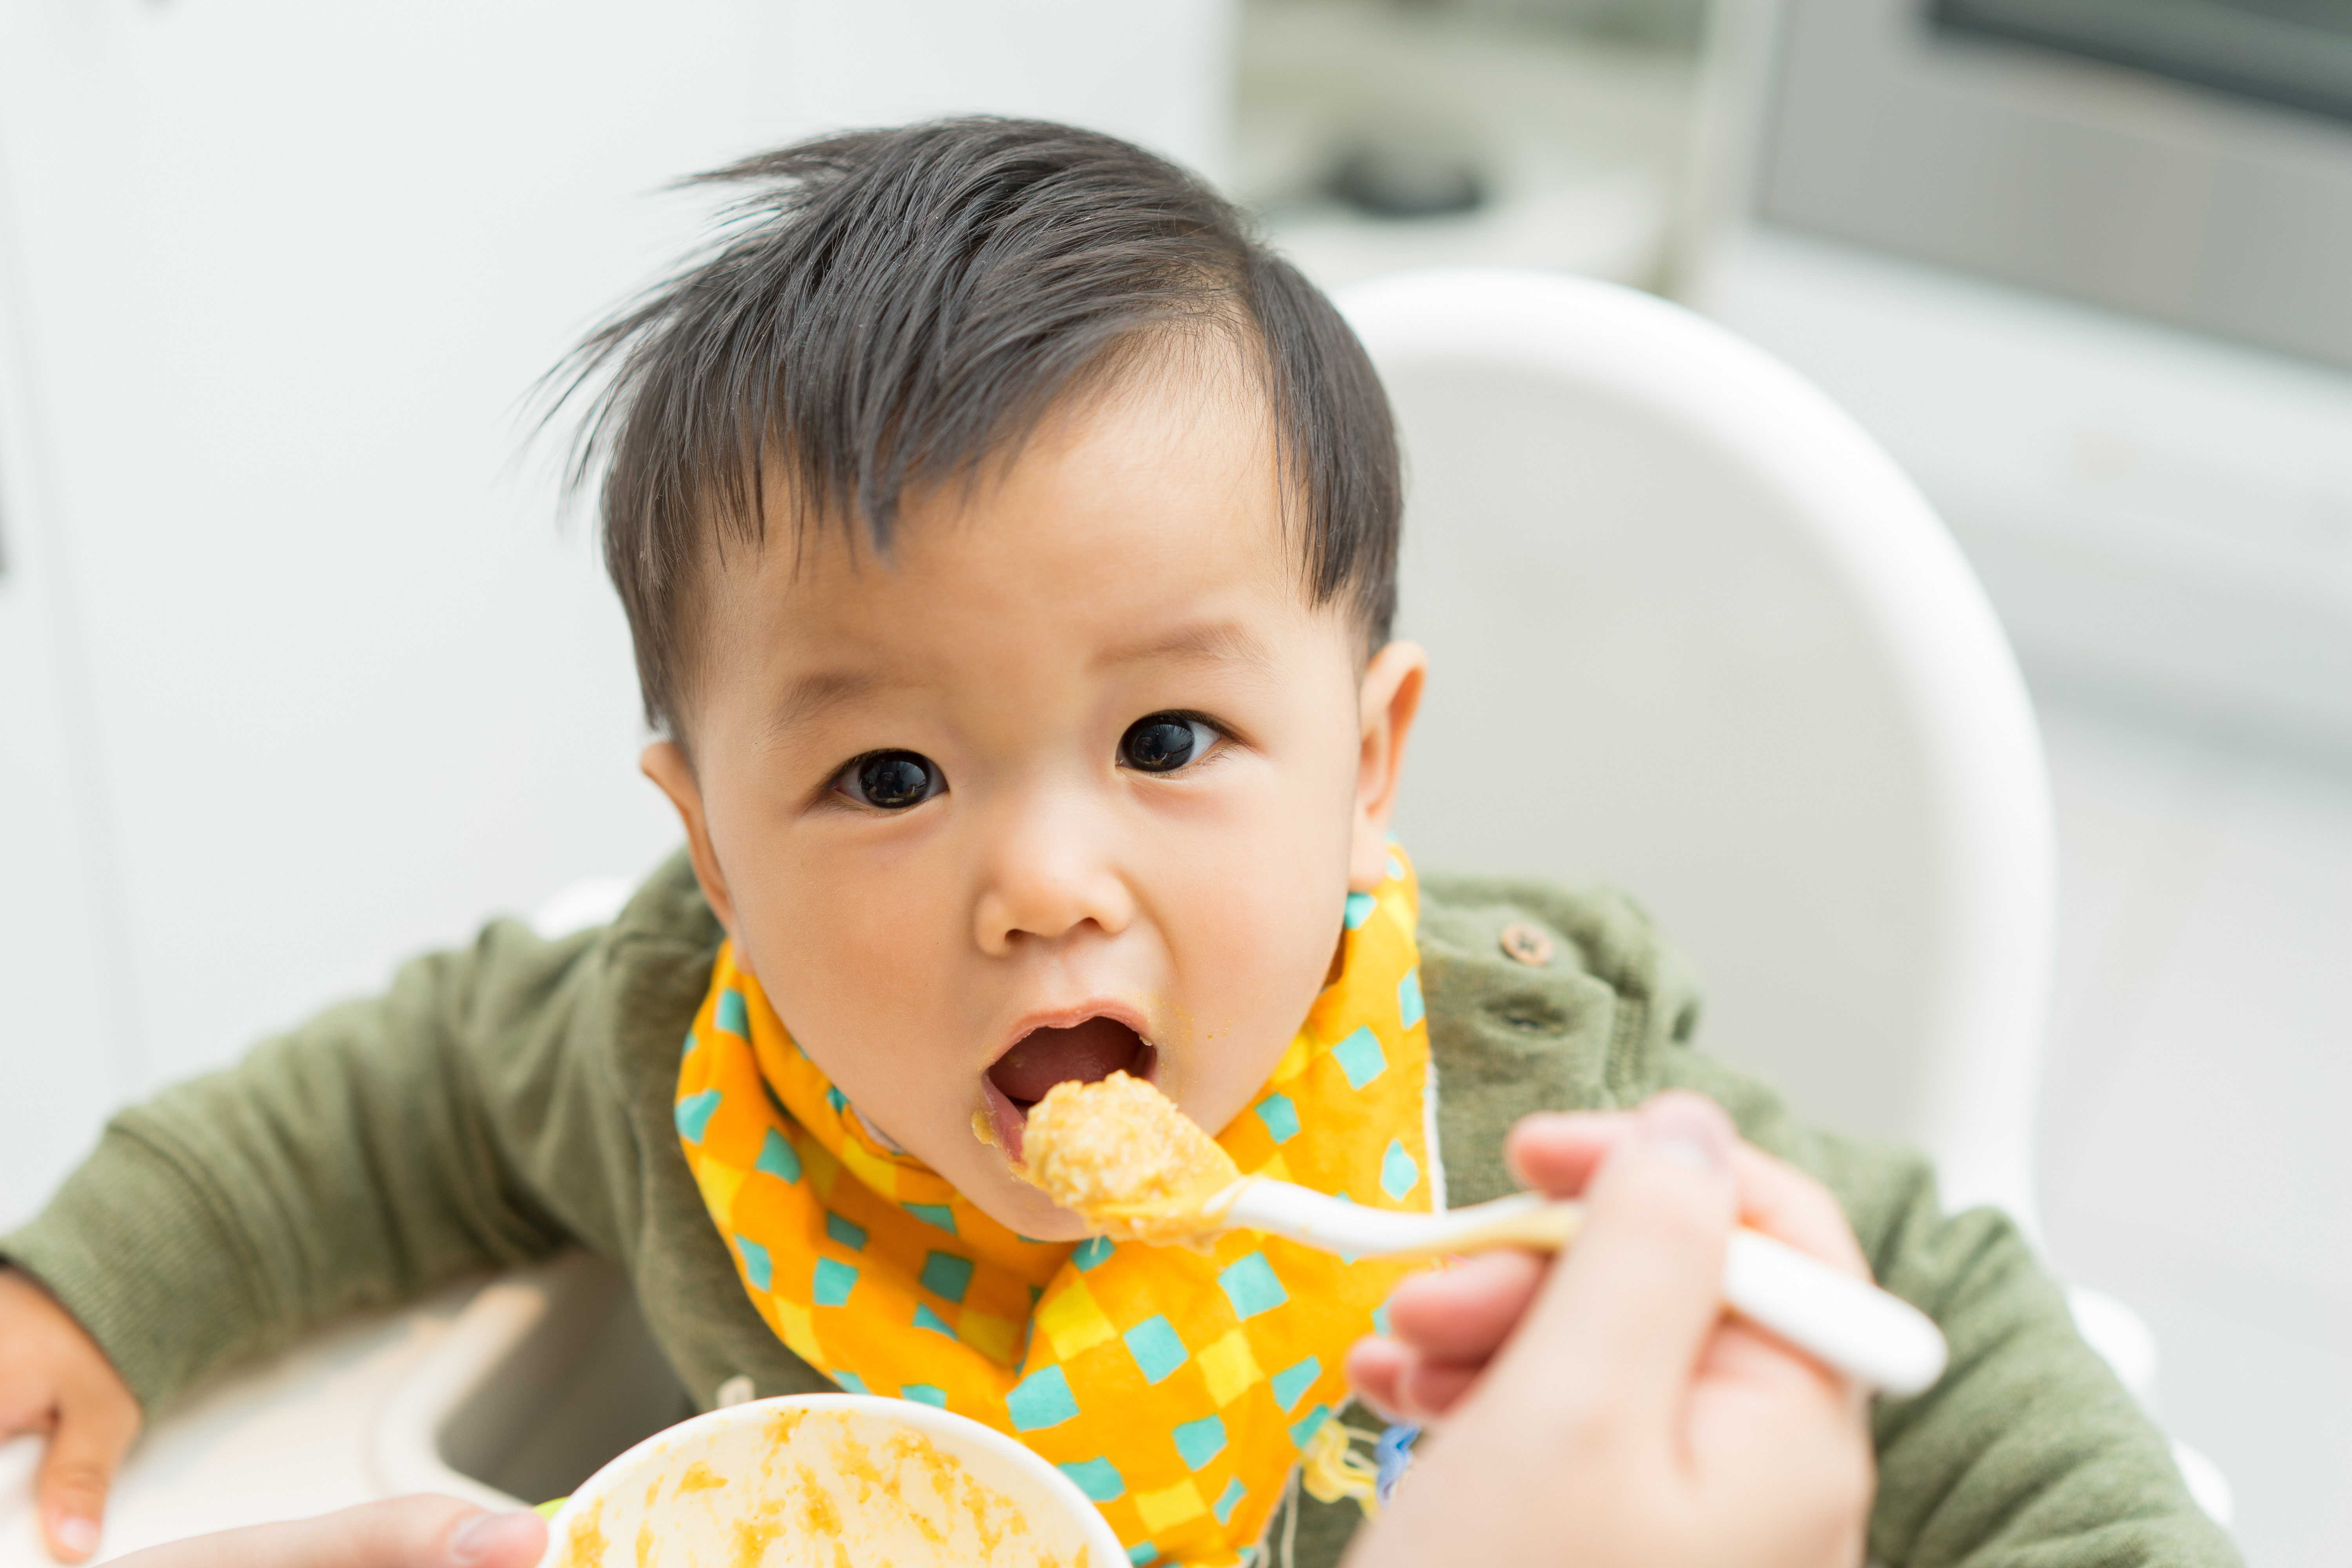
[740,905,953,1105]
[1171,877,1341,1108]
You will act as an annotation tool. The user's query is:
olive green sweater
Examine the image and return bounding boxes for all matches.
[3,854,2235,1566]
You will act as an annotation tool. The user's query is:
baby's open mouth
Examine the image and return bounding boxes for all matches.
[984,1017,1155,1162]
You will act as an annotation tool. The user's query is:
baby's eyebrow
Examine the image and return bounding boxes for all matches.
[1094,619,1278,678]
[767,668,893,736]
[764,620,1276,744]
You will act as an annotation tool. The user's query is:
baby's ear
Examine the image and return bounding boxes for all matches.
[1350,641,1427,891]
[642,741,740,939]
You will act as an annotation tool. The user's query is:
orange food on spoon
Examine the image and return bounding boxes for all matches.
[1014,1071,1242,1247]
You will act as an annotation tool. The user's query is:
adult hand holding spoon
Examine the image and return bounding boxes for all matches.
[1345,1092,1877,1568]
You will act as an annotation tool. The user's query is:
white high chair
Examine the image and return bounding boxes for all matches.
[1343,268,2231,1528]
[1342,266,2056,1228]
[0,274,2217,1568]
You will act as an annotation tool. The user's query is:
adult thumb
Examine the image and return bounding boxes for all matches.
[110,1496,550,1568]
[37,1385,140,1563]
[1520,1091,1739,1431]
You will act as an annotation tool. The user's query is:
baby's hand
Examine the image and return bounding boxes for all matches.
[0,1268,141,1563]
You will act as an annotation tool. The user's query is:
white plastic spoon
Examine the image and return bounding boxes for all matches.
[1209,1181,1949,1397]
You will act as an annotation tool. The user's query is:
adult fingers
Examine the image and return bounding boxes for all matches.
[1508,1112,1868,1282]
[1381,1251,1546,1364]
[1693,1316,1857,1411]
[36,1380,140,1563]
[1392,1357,1483,1419]
[1727,1143,1871,1281]
[1688,1332,1875,1561]
[1501,1111,1635,1198]
[1345,1336,1488,1424]
[110,1496,548,1568]
[350,1499,547,1568]
[1699,1304,1877,1437]
[1496,1091,1739,1437]
[1345,1335,1410,1421]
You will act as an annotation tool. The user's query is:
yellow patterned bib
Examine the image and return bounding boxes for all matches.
[675,849,1436,1567]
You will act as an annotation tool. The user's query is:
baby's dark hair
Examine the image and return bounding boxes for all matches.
[547,117,1401,739]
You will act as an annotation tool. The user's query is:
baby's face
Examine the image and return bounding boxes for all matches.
[650,360,1421,1240]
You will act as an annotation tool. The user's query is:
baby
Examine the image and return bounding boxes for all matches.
[0,119,2232,1568]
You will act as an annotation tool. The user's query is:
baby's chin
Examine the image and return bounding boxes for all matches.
[956,1151,1098,1241]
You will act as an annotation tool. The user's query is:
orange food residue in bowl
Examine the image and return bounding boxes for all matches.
[565,1405,1096,1566]
[674,1460,727,1495]
[558,1500,607,1568]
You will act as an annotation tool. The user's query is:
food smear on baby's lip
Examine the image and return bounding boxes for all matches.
[1015,1070,1242,1247]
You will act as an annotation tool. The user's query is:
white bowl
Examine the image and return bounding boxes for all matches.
[534,1393,1125,1567]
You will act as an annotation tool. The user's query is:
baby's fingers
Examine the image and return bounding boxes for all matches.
[37,1377,139,1563]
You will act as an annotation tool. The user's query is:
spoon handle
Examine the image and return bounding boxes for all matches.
[1216,1183,1947,1396]
[1400,1194,1583,1255]
[1720,1229,1946,1395]
[1445,1201,1945,1397]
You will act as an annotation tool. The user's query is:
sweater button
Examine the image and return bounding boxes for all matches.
[1499,922,1555,967]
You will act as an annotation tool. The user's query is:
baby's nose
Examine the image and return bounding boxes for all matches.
[971,804,1135,953]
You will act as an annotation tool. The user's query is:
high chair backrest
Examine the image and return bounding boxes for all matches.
[1340,269,2055,1230]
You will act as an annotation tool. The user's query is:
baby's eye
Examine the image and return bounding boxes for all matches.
[835,750,946,810]
[1119,713,1221,773]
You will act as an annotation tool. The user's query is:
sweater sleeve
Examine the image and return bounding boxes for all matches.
[0,861,715,1414]
[1662,1048,2241,1568]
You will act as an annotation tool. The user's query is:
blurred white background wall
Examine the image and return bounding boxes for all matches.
[0,0,1235,1232]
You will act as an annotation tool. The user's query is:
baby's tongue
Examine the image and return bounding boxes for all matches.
[989,1018,1148,1107]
